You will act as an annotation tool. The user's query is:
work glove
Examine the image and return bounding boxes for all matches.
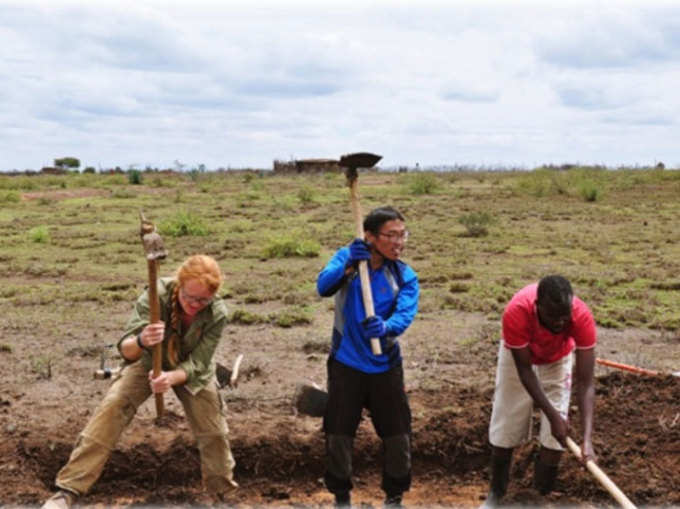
[362,316,388,338]
[347,238,371,265]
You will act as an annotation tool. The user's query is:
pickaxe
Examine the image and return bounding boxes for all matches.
[339,152,383,356]
[140,211,168,417]
[216,354,245,389]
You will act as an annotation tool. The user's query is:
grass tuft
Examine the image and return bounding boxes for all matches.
[159,211,209,237]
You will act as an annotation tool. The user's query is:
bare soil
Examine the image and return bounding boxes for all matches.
[1,301,679,508]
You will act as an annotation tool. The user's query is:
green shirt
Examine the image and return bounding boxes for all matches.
[117,277,229,395]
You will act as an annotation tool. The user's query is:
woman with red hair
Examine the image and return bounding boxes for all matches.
[43,255,236,508]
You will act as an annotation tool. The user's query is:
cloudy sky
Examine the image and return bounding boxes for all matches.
[2,0,679,171]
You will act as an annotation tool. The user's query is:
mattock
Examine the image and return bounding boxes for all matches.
[139,211,168,417]
[339,152,383,355]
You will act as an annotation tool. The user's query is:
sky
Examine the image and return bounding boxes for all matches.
[2,0,680,171]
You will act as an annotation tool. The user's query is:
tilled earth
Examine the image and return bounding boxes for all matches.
[1,308,679,508]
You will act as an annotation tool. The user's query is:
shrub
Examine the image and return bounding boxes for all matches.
[83,167,96,174]
[407,172,440,195]
[127,169,143,185]
[28,225,50,243]
[0,191,20,203]
[578,180,601,202]
[458,212,493,237]
[297,186,317,204]
[262,235,320,259]
[159,211,209,237]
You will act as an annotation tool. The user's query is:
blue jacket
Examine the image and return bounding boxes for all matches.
[317,246,419,373]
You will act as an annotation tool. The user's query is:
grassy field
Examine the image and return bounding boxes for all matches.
[2,167,680,337]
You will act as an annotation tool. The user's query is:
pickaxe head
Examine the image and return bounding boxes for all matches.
[339,152,382,185]
[139,211,168,261]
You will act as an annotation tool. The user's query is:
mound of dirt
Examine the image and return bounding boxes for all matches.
[3,372,678,507]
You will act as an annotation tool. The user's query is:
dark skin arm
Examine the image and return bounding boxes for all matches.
[511,346,597,465]
[574,347,596,464]
[510,347,569,446]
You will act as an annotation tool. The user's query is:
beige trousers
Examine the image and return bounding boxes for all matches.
[489,341,573,451]
[55,361,236,495]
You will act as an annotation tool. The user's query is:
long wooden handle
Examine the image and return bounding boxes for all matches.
[566,437,636,509]
[596,358,659,376]
[147,259,164,417]
[230,354,244,387]
[349,179,382,355]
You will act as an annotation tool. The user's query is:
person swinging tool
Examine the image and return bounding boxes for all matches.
[42,255,237,508]
[480,275,597,507]
[317,206,419,508]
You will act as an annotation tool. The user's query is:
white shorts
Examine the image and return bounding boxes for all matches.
[489,341,573,451]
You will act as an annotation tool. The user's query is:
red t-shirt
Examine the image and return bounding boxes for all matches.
[502,283,596,364]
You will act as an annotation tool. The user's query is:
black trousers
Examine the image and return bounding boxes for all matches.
[323,358,412,497]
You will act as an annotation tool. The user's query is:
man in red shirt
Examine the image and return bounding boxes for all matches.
[481,275,596,506]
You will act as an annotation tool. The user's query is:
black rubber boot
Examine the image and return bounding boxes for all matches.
[534,458,559,495]
[480,451,512,508]
[334,491,351,508]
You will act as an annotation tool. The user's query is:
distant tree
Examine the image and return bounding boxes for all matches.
[83,167,96,174]
[54,157,80,169]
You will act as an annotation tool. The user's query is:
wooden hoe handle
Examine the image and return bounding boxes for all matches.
[147,259,164,417]
[566,437,637,509]
[596,358,659,376]
[349,179,382,355]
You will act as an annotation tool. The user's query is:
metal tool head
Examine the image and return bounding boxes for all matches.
[339,152,382,183]
[139,211,168,261]
[293,381,328,417]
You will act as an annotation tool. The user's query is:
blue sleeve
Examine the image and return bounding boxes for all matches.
[385,265,419,336]
[317,247,350,297]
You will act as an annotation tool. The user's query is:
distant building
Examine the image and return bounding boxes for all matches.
[273,158,340,173]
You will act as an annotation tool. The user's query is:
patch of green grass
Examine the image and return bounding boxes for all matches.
[458,212,493,237]
[271,306,313,327]
[262,235,320,259]
[230,309,268,325]
[578,180,601,202]
[28,225,50,243]
[159,211,209,237]
[0,190,20,203]
[404,172,441,195]
[110,188,137,199]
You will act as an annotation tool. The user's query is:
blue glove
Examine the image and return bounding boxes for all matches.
[362,316,388,338]
[347,238,371,265]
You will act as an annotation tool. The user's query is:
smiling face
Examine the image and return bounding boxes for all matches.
[178,278,215,317]
[365,218,408,261]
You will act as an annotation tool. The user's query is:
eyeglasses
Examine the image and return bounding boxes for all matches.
[377,230,409,243]
[180,288,213,306]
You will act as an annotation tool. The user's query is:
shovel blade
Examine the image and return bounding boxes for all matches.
[339,152,382,169]
[293,381,328,417]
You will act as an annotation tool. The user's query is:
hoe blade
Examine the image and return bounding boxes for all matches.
[339,152,382,169]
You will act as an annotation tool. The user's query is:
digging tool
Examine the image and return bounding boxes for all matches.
[596,358,680,377]
[140,211,168,417]
[339,152,383,356]
[94,348,122,379]
[566,437,637,509]
[216,354,245,389]
[293,380,328,417]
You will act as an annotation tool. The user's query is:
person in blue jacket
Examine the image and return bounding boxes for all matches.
[317,206,419,508]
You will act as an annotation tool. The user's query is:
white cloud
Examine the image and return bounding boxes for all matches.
[1,0,680,170]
